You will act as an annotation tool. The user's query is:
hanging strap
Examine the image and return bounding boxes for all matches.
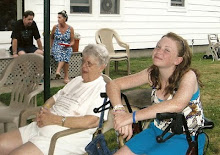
[98,97,108,129]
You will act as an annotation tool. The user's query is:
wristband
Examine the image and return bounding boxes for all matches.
[43,104,50,109]
[133,111,137,123]
[113,104,125,112]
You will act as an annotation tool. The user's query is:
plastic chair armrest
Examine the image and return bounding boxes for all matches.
[19,107,41,127]
[213,42,220,49]
[48,128,88,155]
[26,85,44,106]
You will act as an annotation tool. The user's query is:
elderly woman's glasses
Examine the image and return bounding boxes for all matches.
[81,60,98,68]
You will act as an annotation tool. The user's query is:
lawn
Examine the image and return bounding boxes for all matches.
[0,52,219,154]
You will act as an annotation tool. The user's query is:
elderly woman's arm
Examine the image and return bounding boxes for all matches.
[37,96,99,128]
[37,108,99,128]
[42,97,55,109]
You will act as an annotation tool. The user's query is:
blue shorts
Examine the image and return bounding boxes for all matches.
[126,122,205,155]
[18,45,38,53]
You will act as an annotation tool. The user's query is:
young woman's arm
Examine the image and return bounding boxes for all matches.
[106,68,150,107]
[114,70,198,130]
[106,68,150,140]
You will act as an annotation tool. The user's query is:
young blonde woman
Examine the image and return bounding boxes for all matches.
[51,10,75,84]
[107,32,205,155]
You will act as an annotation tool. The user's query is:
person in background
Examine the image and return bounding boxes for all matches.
[0,44,110,155]
[51,10,75,84]
[10,10,43,58]
[106,32,205,155]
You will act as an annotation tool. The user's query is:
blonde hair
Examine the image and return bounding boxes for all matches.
[148,32,202,95]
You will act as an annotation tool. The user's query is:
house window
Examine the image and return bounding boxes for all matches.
[70,0,92,14]
[0,0,17,31]
[100,0,120,14]
[171,0,184,7]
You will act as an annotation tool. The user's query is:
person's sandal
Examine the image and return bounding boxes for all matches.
[64,79,70,84]
[55,73,61,79]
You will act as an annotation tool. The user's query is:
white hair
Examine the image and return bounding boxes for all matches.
[82,44,109,66]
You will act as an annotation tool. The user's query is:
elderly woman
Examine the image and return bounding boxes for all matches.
[0,44,109,155]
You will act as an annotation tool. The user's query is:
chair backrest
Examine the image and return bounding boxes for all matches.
[208,34,219,46]
[102,74,111,83]
[3,54,44,109]
[95,28,120,55]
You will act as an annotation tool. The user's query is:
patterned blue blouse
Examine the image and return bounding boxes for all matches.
[51,25,72,62]
[152,87,204,136]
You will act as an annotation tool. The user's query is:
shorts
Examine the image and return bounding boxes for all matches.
[17,45,38,53]
[19,122,95,155]
[126,122,206,155]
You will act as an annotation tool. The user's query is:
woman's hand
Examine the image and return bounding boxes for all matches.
[118,124,133,141]
[113,111,133,141]
[36,107,56,127]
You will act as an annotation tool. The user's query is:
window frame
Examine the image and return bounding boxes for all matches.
[70,0,92,14]
[171,0,185,7]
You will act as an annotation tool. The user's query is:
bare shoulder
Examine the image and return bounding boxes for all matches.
[69,25,74,30]
[180,69,198,89]
[182,69,197,80]
[51,25,57,31]
[69,26,74,34]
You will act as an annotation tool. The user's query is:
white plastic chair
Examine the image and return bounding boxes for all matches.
[208,34,220,61]
[0,54,44,132]
[95,28,130,76]
[19,74,112,155]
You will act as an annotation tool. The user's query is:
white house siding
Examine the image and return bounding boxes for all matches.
[1,0,220,52]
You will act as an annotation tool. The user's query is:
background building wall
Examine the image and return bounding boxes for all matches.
[1,0,220,53]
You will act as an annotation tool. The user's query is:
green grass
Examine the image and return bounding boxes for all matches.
[0,52,219,154]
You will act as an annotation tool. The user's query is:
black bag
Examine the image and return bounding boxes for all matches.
[85,98,112,155]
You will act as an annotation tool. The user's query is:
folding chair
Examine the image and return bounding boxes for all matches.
[206,34,220,61]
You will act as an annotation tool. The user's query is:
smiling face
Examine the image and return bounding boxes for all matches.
[152,37,183,69]
[81,55,105,83]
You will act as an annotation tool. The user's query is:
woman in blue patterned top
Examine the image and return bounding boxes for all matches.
[51,10,75,84]
[107,32,205,155]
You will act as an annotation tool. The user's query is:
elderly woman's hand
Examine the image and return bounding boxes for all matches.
[36,107,57,127]
[113,111,133,141]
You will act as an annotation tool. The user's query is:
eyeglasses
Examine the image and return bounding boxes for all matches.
[81,59,98,68]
